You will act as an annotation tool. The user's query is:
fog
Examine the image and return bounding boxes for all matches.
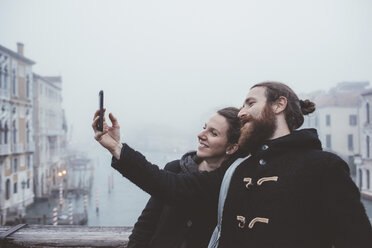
[1,0,372,153]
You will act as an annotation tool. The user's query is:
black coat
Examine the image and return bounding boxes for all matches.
[113,129,372,248]
[128,152,216,248]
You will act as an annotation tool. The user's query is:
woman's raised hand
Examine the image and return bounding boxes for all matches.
[92,109,122,159]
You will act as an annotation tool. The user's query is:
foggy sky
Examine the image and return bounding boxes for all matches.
[1,0,372,152]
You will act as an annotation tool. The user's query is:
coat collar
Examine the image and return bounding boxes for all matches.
[250,128,322,158]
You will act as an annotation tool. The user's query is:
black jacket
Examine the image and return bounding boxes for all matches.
[113,129,372,248]
[128,152,216,248]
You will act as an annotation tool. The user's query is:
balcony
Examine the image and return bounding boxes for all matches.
[12,143,24,154]
[0,225,132,247]
[0,88,10,100]
[0,143,11,156]
[25,142,35,152]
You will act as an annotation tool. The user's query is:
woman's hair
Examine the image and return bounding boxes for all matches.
[217,107,241,144]
[251,81,316,131]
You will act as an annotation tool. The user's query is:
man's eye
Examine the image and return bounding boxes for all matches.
[203,125,206,130]
[248,102,254,107]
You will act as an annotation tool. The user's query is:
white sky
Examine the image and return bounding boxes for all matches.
[1,0,372,149]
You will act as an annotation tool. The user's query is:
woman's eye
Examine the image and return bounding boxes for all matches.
[211,131,218,136]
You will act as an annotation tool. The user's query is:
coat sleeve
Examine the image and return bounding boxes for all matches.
[127,161,181,248]
[111,143,225,206]
[322,157,372,247]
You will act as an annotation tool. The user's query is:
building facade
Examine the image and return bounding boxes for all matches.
[355,90,372,196]
[301,82,369,170]
[0,43,35,224]
[33,74,67,198]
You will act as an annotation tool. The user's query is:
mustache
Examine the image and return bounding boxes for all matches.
[240,115,253,126]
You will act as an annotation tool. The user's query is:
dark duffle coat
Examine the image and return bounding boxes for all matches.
[112,129,372,248]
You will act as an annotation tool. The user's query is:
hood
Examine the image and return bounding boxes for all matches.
[179,151,200,173]
[251,128,322,157]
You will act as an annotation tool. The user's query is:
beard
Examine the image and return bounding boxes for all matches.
[238,104,277,155]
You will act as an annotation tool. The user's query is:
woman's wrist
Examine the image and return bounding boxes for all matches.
[110,142,123,160]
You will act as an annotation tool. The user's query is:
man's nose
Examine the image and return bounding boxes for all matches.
[238,107,247,118]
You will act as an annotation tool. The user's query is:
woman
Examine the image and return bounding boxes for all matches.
[93,107,241,248]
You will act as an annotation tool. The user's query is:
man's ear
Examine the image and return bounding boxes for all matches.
[226,143,239,155]
[272,96,287,114]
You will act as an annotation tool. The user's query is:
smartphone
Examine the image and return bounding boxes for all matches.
[98,90,104,131]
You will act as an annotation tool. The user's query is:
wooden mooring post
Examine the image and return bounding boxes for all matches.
[0,225,132,247]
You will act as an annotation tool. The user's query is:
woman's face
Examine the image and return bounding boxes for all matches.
[196,113,230,160]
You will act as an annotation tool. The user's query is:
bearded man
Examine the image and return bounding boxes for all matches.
[93,82,372,248]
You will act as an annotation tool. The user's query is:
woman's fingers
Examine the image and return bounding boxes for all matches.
[92,115,99,130]
[109,113,120,127]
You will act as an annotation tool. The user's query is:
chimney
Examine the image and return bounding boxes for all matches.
[17,42,24,56]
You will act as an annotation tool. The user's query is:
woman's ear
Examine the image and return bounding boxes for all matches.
[226,143,239,155]
[273,96,288,114]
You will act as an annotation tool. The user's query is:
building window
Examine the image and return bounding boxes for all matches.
[5,179,10,200]
[326,115,331,126]
[0,121,2,145]
[349,115,357,126]
[367,170,370,189]
[13,157,18,173]
[4,122,8,144]
[26,75,30,98]
[367,103,370,124]
[367,136,370,158]
[359,169,363,188]
[4,65,8,89]
[12,120,17,144]
[27,179,30,189]
[26,121,30,144]
[326,134,332,149]
[27,155,31,169]
[12,68,17,96]
[13,182,17,194]
[348,134,354,151]
[0,65,2,88]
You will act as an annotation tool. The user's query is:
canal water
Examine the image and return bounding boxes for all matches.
[86,150,182,226]
[85,150,372,226]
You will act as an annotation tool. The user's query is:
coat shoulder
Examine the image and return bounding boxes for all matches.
[164,160,181,173]
[301,149,350,174]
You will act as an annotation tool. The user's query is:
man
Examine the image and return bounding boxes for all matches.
[93,82,372,247]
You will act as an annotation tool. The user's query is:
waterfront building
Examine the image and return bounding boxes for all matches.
[301,82,369,172]
[33,74,68,198]
[355,89,372,197]
[0,43,35,225]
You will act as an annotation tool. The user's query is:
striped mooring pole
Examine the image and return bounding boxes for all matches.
[59,182,63,208]
[83,194,88,214]
[68,200,73,225]
[53,207,58,226]
[95,188,99,213]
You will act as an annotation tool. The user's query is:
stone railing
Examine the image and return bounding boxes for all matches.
[0,143,11,156]
[25,142,35,152]
[12,143,24,154]
[0,225,132,247]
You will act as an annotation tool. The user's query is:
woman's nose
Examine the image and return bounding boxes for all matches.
[198,130,207,140]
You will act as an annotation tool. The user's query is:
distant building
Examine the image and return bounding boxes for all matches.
[301,82,369,168]
[355,89,372,197]
[0,43,35,224]
[33,74,68,198]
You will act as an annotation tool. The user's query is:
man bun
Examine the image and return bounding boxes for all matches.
[300,99,316,115]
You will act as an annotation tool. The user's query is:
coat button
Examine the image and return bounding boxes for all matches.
[261,144,269,151]
[237,215,246,229]
[259,159,266,166]
[186,220,192,227]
